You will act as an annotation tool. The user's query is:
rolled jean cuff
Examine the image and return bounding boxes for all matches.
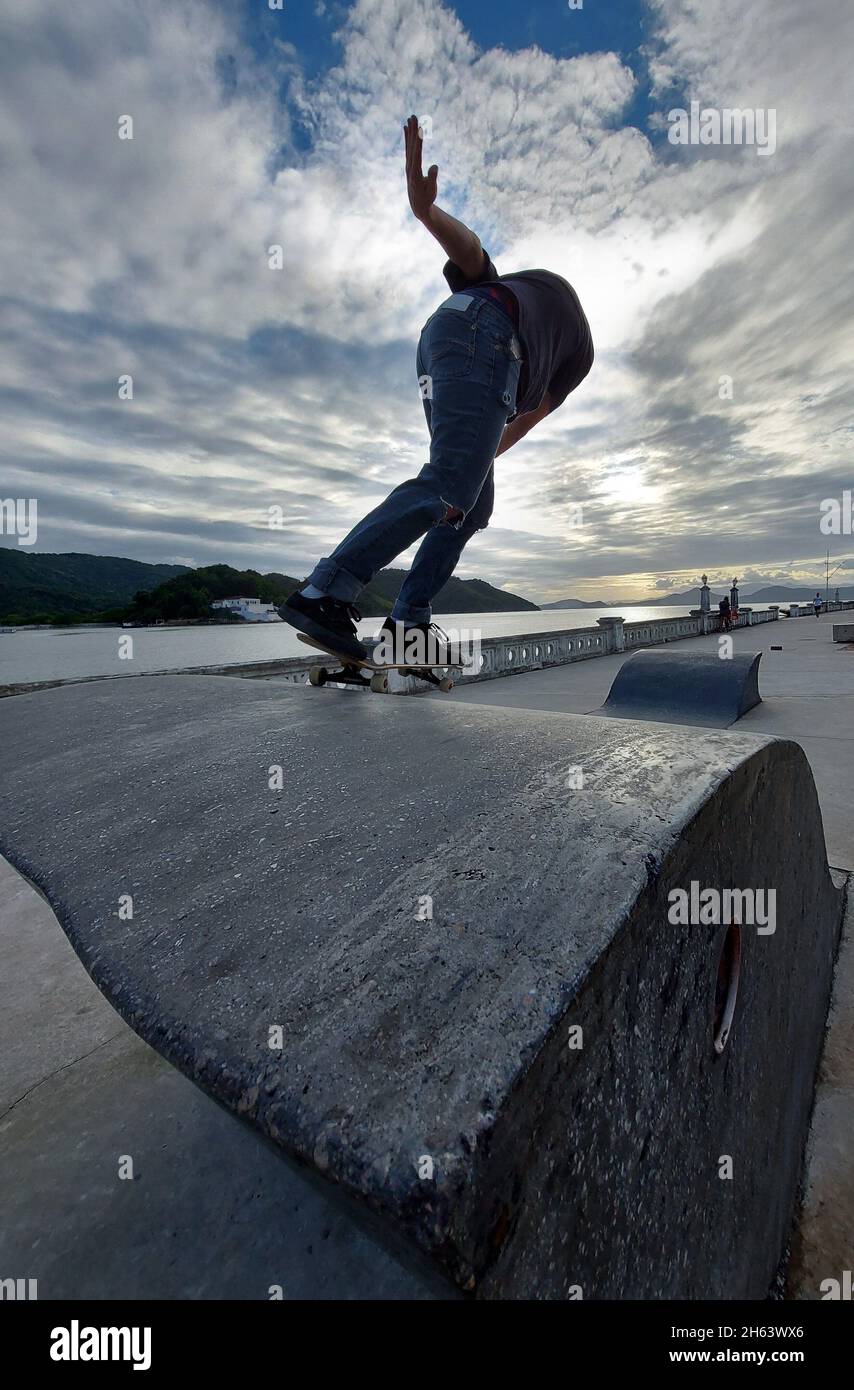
[390,599,432,624]
[305,559,364,604]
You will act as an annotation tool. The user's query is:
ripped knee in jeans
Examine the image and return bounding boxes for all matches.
[440,499,465,529]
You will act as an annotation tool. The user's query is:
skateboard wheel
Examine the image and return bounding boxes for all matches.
[309,666,328,687]
[438,676,454,693]
[369,672,389,694]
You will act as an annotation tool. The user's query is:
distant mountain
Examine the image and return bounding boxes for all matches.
[0,550,191,623]
[544,587,731,609]
[637,586,725,607]
[741,585,854,602]
[373,569,538,615]
[543,586,733,609]
[0,552,538,624]
[640,584,854,605]
[540,597,610,610]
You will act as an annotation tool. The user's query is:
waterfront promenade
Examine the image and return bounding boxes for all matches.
[1,609,851,1298]
[424,610,854,871]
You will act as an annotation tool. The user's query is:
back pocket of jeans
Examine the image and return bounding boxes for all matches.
[425,312,476,380]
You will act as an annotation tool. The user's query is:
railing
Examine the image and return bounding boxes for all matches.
[9,602,853,701]
[786,600,854,618]
[192,606,789,695]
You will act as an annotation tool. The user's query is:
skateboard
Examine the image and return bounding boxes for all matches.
[297,633,457,694]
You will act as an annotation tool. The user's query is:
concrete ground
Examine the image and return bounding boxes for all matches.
[426,611,854,873]
[0,855,433,1299]
[1,609,850,1299]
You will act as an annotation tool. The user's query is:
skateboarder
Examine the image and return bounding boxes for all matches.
[814,592,823,617]
[718,595,731,631]
[281,115,594,664]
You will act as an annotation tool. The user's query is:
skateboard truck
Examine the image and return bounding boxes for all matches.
[298,634,455,694]
[308,661,453,694]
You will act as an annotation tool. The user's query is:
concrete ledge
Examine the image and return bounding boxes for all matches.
[832,624,854,643]
[788,878,854,1300]
[0,676,843,1297]
[599,649,762,728]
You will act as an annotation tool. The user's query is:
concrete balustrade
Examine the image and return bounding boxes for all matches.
[282,609,787,694]
[788,600,854,620]
[7,602,854,703]
[104,607,789,695]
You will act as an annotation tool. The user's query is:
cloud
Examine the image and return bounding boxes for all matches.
[1,0,852,603]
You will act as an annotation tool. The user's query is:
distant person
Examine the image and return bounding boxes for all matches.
[281,115,594,663]
[718,595,731,631]
[814,592,823,617]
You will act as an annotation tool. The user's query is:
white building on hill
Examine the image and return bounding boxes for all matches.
[210,596,283,623]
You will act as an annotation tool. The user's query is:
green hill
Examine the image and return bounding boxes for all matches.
[126,564,536,622]
[0,552,538,624]
[125,564,306,623]
[0,550,191,624]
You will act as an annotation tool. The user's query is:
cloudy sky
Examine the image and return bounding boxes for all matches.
[1,0,852,602]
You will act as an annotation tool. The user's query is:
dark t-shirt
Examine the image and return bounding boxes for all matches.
[443,250,594,416]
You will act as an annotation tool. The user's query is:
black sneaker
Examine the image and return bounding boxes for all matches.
[280,590,367,661]
[372,617,461,666]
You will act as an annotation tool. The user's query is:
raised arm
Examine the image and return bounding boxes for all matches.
[404,114,484,280]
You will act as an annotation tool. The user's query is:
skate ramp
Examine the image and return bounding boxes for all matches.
[600,648,762,727]
[0,675,842,1298]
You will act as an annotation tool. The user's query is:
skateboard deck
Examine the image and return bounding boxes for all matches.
[297,632,457,693]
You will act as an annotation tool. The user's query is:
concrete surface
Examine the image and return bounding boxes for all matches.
[423,613,854,873]
[0,675,843,1297]
[788,879,854,1300]
[832,624,854,643]
[0,856,438,1299]
[599,649,762,728]
[416,610,854,1296]
[0,854,124,1116]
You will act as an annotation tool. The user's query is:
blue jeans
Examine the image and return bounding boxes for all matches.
[306,294,523,623]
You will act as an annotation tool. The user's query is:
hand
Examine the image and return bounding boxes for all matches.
[404,114,438,223]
